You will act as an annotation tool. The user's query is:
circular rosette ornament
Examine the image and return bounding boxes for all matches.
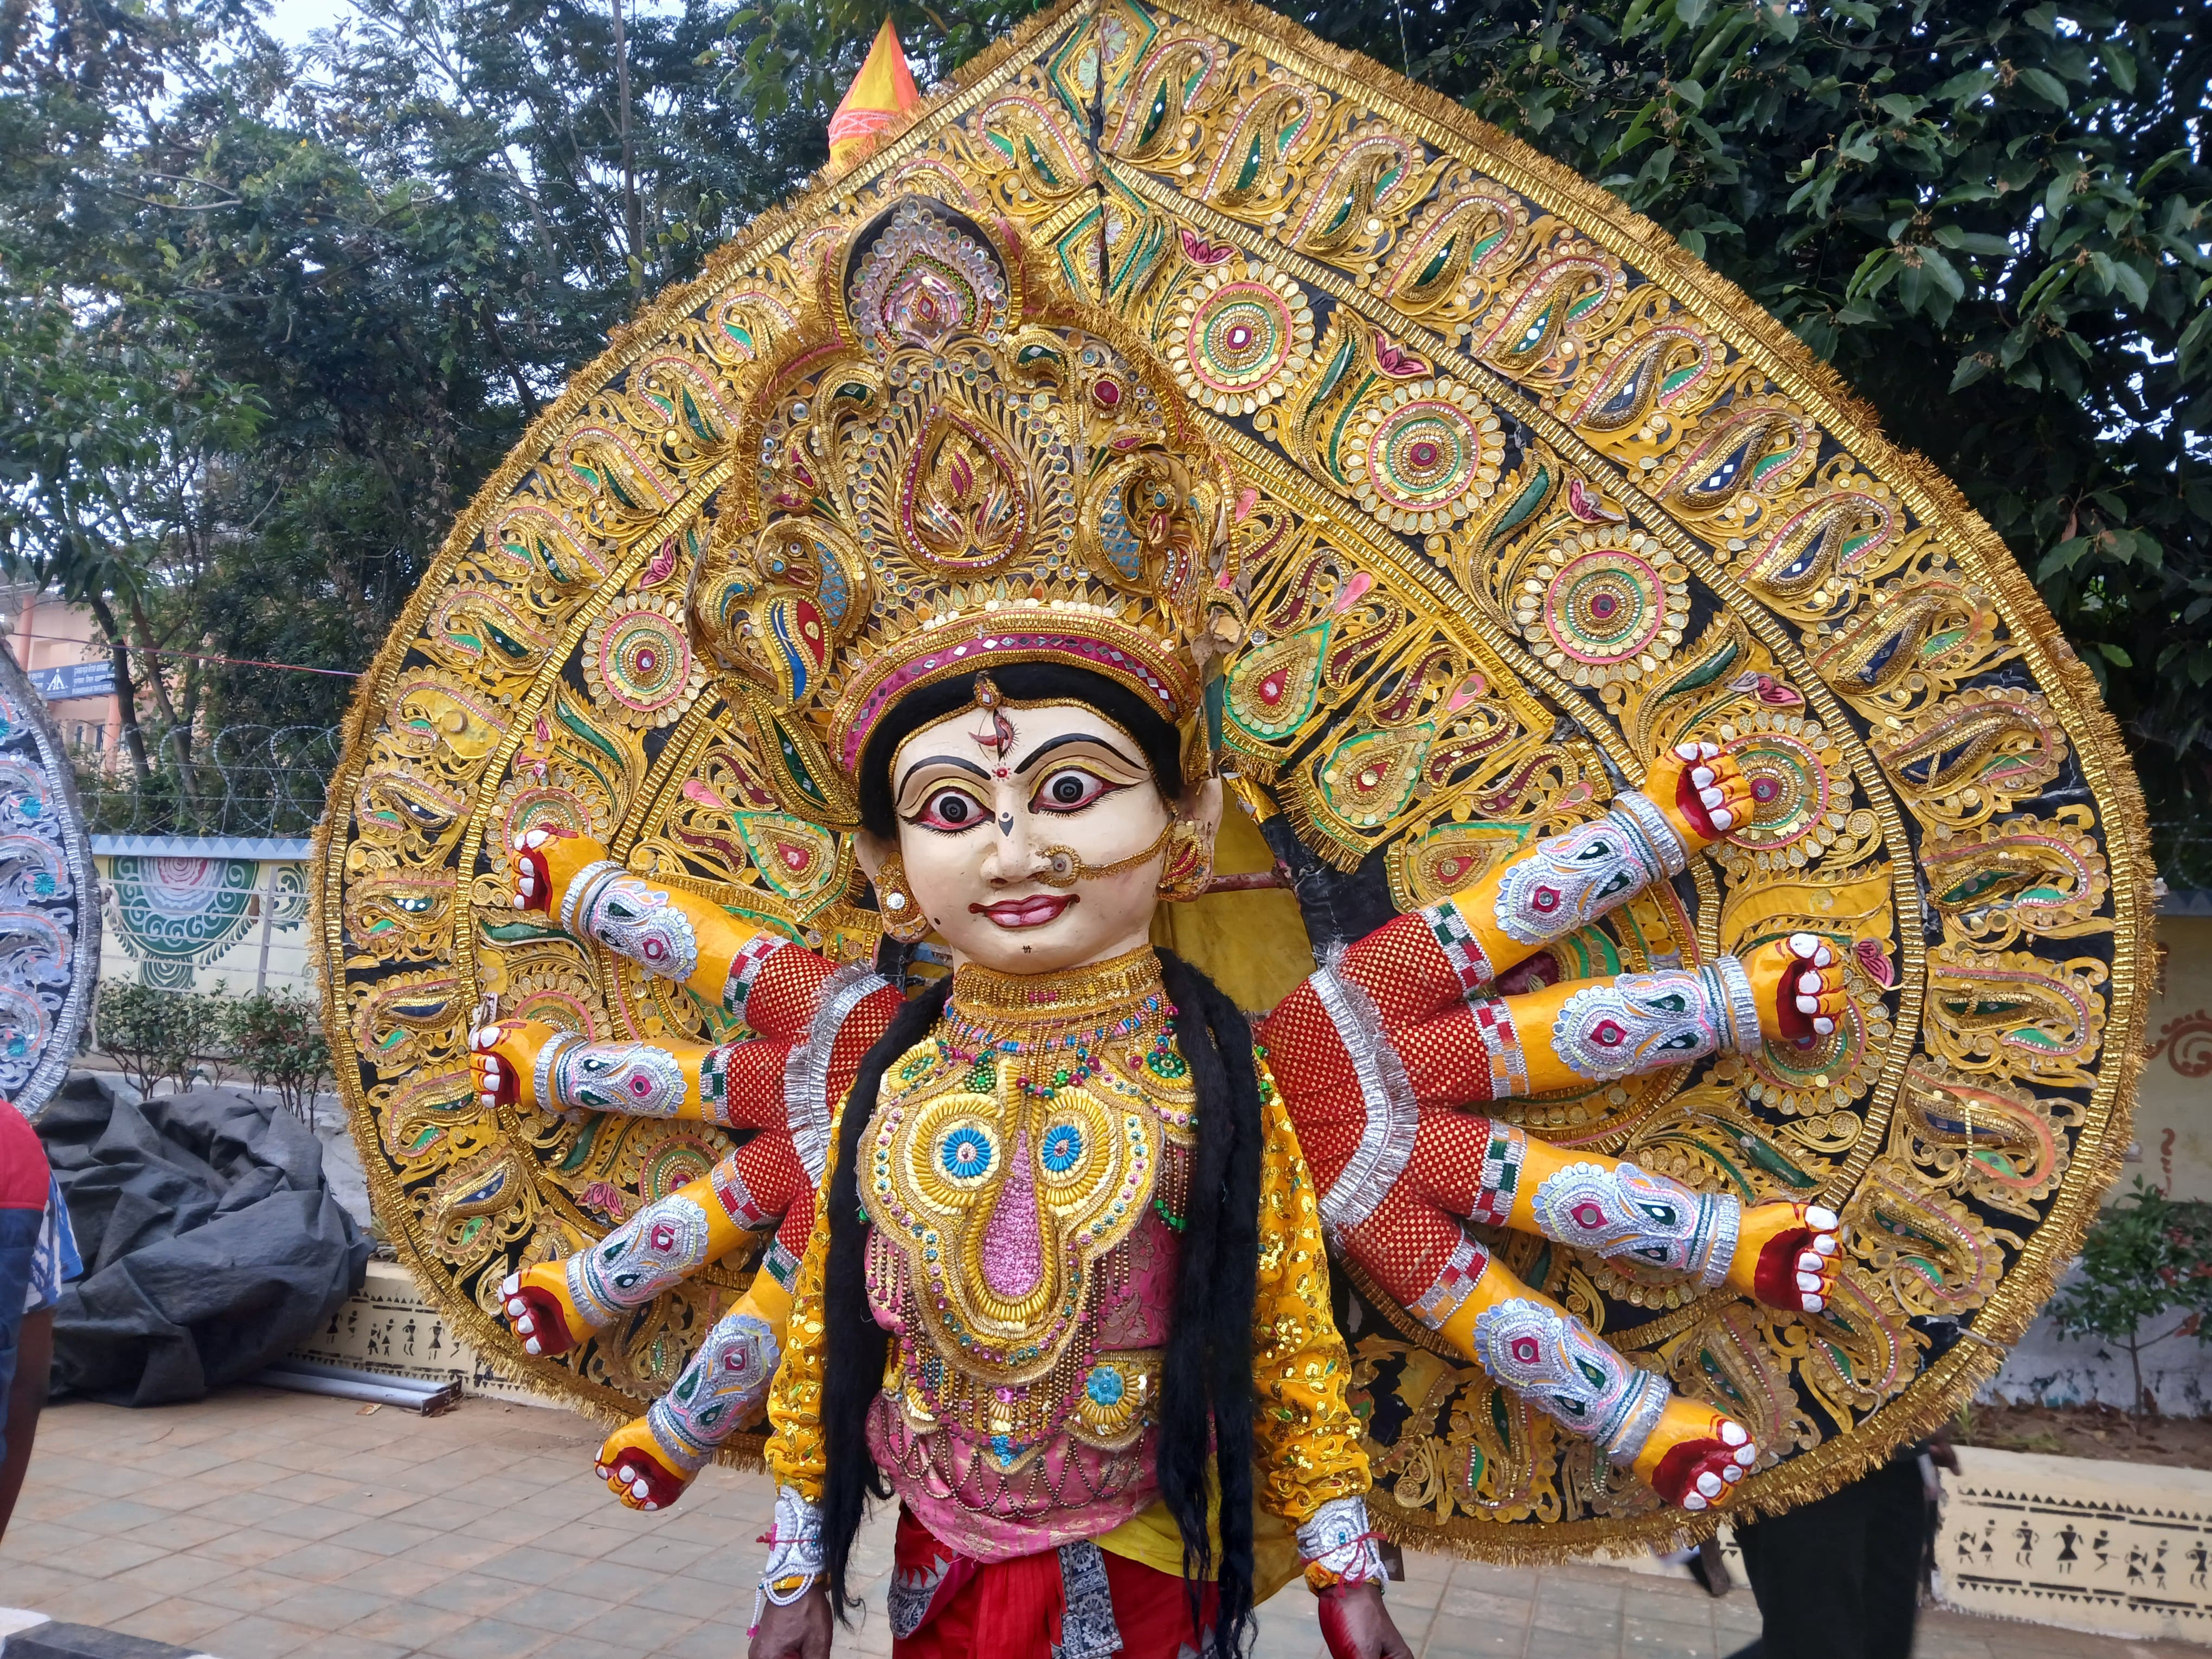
[1168,264,1315,415]
[1717,709,1860,871]
[1509,529,1690,692]
[583,595,707,728]
[1343,378,1505,533]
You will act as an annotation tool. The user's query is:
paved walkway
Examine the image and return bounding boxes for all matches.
[0,1389,2193,1659]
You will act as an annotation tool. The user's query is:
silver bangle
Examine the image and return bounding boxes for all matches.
[532,1030,583,1113]
[1296,1495,1386,1588]
[753,1485,826,1632]
[558,859,625,936]
[1610,788,1690,879]
[1709,955,1764,1057]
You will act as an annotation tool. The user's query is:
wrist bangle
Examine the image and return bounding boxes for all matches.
[1297,1495,1386,1594]
[751,1485,826,1634]
[1611,788,1690,878]
[558,859,625,936]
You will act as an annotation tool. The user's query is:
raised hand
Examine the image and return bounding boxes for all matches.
[1727,1201,1843,1315]
[1631,1396,1759,1513]
[1743,933,1851,1048]
[1645,740,1756,850]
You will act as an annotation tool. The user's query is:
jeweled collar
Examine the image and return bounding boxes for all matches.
[943,946,1168,1056]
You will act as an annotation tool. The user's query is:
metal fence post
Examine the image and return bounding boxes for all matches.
[254,877,275,995]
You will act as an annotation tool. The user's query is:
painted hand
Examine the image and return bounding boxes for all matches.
[1315,1582,1415,1659]
[1631,1396,1759,1513]
[512,825,610,917]
[1743,933,1850,1048]
[470,1017,563,1115]
[595,1417,693,1512]
[1726,1201,1843,1315]
[1645,740,1754,849]
[497,1258,595,1358]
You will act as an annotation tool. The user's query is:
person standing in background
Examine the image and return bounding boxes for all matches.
[1,1097,80,1542]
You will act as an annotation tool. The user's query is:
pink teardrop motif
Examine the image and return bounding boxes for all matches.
[978,1129,1044,1300]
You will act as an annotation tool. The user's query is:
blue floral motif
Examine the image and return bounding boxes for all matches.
[1040,1122,1083,1173]
[939,1126,993,1180]
[1084,1365,1125,1407]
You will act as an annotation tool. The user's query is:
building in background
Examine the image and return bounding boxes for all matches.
[0,586,121,763]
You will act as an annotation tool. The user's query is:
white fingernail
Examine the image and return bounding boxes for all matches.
[516,1316,533,1335]
[501,1274,519,1294]
[1735,1444,1758,1466]
[1699,742,1718,758]
[1700,786,1726,808]
[1797,1271,1821,1292]
[1808,1206,1838,1230]
[619,1465,634,1481]
[1804,1293,1825,1313]
[527,829,546,847]
[1697,1472,1723,1497]
[1684,1493,1708,1512]
[1814,1234,1837,1256]
[1709,808,1734,831]
[1790,932,1817,956]
[1799,1252,1822,1273]
[524,1338,541,1355]
[1692,766,1715,788]
[1720,1421,1748,1446]
[1676,743,1699,760]
[480,1092,497,1110]
[644,1501,659,1511]
[1814,946,1833,967]
[1814,1017,1835,1034]
[1722,1465,1743,1483]
[511,895,525,909]
[1797,995,1817,1013]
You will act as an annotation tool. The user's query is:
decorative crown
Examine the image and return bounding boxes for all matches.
[690,198,1244,825]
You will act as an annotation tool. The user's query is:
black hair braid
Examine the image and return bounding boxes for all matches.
[1155,949,1264,1659]
[819,973,954,1620]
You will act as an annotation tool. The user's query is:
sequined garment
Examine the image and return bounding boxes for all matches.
[765,947,1368,1560]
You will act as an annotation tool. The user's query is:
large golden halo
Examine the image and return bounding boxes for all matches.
[316,0,2154,1559]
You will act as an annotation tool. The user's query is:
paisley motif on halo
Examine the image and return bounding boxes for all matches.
[846,199,1011,356]
[1167,263,1315,414]
[1508,529,1688,689]
[582,595,706,728]
[1342,377,1504,533]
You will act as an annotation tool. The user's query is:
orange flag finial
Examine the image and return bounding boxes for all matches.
[828,18,923,175]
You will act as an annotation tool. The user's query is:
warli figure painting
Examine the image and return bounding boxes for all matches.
[315,0,2155,1580]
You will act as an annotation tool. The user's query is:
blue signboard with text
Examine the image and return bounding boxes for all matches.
[27,660,116,702]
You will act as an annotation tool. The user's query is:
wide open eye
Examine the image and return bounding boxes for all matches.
[1033,767,1118,814]
[911,786,987,832]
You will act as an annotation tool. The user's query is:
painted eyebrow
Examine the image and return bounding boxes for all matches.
[893,754,992,807]
[1013,732,1146,778]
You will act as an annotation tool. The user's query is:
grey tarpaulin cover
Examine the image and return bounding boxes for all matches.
[37,1076,369,1405]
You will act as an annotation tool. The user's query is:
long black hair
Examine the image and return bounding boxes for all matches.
[818,664,1265,1659]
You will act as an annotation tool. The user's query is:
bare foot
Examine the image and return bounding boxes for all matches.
[1632,1396,1759,1512]
[1645,741,1755,848]
[1727,1201,1843,1315]
[1742,933,1850,1049]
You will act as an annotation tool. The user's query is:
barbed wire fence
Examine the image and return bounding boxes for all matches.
[76,723,343,840]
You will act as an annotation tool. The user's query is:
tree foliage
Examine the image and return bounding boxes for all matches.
[2,0,2204,871]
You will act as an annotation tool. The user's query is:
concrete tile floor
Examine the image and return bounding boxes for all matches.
[0,1388,2194,1659]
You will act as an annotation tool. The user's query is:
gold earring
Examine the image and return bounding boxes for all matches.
[1155,820,1214,902]
[873,854,933,944]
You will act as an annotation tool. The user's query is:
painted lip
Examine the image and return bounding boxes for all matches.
[970,894,1076,929]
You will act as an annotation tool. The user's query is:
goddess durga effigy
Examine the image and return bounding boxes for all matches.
[319,9,2151,1659]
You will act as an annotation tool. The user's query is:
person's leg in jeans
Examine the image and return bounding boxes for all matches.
[1859,1458,1932,1658]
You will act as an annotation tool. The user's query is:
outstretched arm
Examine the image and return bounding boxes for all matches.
[513,826,783,1013]
[1430,743,1751,995]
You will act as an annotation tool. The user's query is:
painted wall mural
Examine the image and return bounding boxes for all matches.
[94,839,314,996]
[2133,914,2212,1203]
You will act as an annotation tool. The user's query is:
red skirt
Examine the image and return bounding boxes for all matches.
[889,1507,1218,1659]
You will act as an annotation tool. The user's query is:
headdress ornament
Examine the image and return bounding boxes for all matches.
[689,197,1243,822]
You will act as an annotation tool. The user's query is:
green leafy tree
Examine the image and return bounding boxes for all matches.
[2050,1179,2212,1413]
[223,988,332,1118]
